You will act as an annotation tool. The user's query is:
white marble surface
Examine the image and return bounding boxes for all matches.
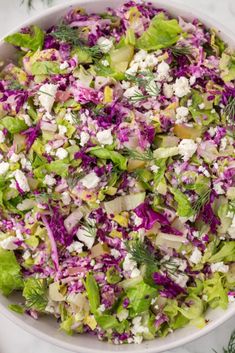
[0,0,234,352]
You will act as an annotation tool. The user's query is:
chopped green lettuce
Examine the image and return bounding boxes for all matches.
[203,273,228,309]
[31,61,62,75]
[47,161,69,177]
[208,241,235,263]
[5,26,44,51]
[126,281,157,314]
[219,52,235,82]
[170,187,194,217]
[0,248,23,296]
[85,273,100,314]
[89,147,127,170]
[136,13,182,51]
[1,116,27,134]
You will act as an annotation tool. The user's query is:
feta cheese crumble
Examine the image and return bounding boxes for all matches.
[38,83,58,112]
[97,129,113,145]
[178,139,198,161]
[175,106,189,124]
[173,77,191,97]
[15,170,30,192]
[190,247,202,264]
[97,37,113,53]
[211,262,229,273]
[0,161,9,175]
[80,172,100,189]
[56,147,68,160]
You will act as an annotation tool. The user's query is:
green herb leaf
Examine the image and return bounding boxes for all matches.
[23,278,48,311]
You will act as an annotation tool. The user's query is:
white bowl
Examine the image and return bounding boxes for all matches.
[0,1,235,352]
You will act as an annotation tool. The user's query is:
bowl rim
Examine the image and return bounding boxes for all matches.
[0,1,235,352]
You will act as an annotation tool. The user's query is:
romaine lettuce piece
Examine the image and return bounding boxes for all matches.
[1,116,27,134]
[136,13,182,51]
[219,52,235,82]
[0,248,23,296]
[85,273,100,314]
[5,26,44,51]
[170,187,194,217]
[89,146,127,170]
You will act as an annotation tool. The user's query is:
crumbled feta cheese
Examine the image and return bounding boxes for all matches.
[98,304,106,313]
[80,172,100,189]
[0,130,5,143]
[176,106,189,124]
[58,125,67,136]
[123,253,137,272]
[178,139,198,161]
[55,147,68,160]
[134,50,148,62]
[77,228,95,249]
[117,309,129,322]
[150,165,160,173]
[198,166,210,178]
[228,295,235,303]
[171,273,189,287]
[213,182,225,195]
[130,268,141,278]
[211,262,229,273]
[198,103,205,109]
[220,137,227,151]
[187,99,192,107]
[61,191,71,205]
[15,170,30,192]
[126,62,139,75]
[97,129,113,145]
[189,75,196,86]
[208,126,216,137]
[97,37,113,53]
[190,247,202,264]
[163,83,173,98]
[173,77,191,98]
[0,236,18,250]
[10,153,21,163]
[60,61,69,70]
[23,250,31,260]
[131,316,149,336]
[67,241,84,253]
[0,161,9,175]
[123,85,142,99]
[21,156,32,171]
[156,61,170,81]
[121,81,131,90]
[38,83,58,112]
[101,59,109,67]
[44,175,56,187]
[110,249,121,259]
[23,114,32,126]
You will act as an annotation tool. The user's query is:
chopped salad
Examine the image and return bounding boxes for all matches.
[0,0,235,345]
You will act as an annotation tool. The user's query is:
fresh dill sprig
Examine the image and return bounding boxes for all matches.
[67,172,85,188]
[126,239,179,275]
[126,239,157,267]
[170,45,192,57]
[123,148,155,161]
[224,331,235,353]
[224,97,235,126]
[79,220,97,238]
[24,279,48,311]
[8,80,24,90]
[51,24,102,59]
[192,189,211,214]
[213,330,235,353]
[129,91,148,102]
[21,0,53,10]
[126,70,159,101]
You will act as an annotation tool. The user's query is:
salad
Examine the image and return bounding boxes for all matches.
[0,0,235,345]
